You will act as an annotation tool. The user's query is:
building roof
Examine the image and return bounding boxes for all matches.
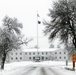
[22,48,65,52]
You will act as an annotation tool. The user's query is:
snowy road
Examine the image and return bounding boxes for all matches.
[2,65,66,75]
[1,61,76,75]
[3,65,58,75]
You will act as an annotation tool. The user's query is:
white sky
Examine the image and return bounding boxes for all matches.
[0,0,61,49]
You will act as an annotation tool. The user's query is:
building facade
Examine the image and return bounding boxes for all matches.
[6,48,68,62]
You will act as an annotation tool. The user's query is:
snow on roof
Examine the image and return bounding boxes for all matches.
[22,48,65,52]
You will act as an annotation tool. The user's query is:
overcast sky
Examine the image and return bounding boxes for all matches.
[0,0,61,49]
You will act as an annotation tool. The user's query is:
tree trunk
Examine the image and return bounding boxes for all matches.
[1,53,6,70]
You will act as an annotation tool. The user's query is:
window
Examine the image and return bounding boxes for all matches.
[59,52,61,54]
[46,52,47,54]
[46,57,48,59]
[33,57,35,60]
[38,52,39,54]
[33,52,35,55]
[55,57,57,59]
[25,53,27,55]
[11,57,13,60]
[16,53,17,55]
[16,57,18,60]
[20,53,22,55]
[55,52,57,54]
[64,57,66,59]
[29,57,31,59]
[20,57,22,60]
[29,53,31,55]
[42,57,44,60]
[64,52,66,54]
[42,52,44,54]
[59,57,61,59]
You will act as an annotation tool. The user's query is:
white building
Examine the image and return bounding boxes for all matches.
[52,49,68,61]
[6,48,68,62]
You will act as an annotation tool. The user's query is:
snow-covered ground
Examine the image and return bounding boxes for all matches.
[0,61,76,75]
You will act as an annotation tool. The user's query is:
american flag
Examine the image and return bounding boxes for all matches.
[37,13,40,17]
[37,13,41,24]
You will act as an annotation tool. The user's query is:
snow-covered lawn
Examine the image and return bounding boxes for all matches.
[0,61,76,75]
